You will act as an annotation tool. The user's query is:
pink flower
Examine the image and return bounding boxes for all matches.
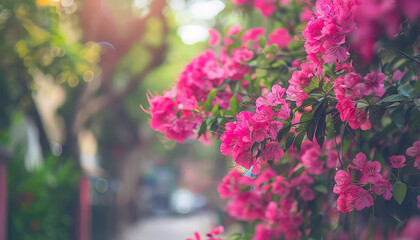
[417,195,420,209]
[242,28,266,43]
[253,105,274,122]
[406,141,420,169]
[301,185,315,201]
[186,232,201,240]
[223,37,234,46]
[206,226,224,237]
[265,201,279,221]
[267,121,283,139]
[208,29,220,46]
[254,224,273,240]
[401,217,420,239]
[390,155,406,168]
[254,168,276,188]
[226,192,265,221]
[352,152,367,170]
[276,104,291,121]
[266,85,286,106]
[255,0,276,17]
[227,24,241,35]
[343,72,361,88]
[359,161,382,184]
[291,172,314,186]
[252,122,269,142]
[322,45,349,63]
[233,145,256,169]
[268,28,292,48]
[371,179,393,200]
[271,176,290,196]
[334,170,351,186]
[301,146,324,175]
[262,142,284,161]
[363,72,386,97]
[400,0,420,20]
[217,169,242,199]
[336,186,359,212]
[326,150,341,168]
[354,188,373,211]
[335,61,354,72]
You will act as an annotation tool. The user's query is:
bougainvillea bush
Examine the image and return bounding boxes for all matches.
[144,0,420,239]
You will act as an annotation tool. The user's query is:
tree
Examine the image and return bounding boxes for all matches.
[0,0,171,238]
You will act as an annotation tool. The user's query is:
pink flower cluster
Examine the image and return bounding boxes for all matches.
[299,140,339,175]
[352,0,420,61]
[334,70,387,130]
[218,168,310,240]
[334,153,393,212]
[186,226,224,240]
[285,62,317,107]
[145,90,202,142]
[406,141,420,169]
[220,85,290,171]
[302,0,358,66]
[145,28,256,142]
[232,0,284,17]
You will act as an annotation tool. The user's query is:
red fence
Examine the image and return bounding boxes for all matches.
[78,175,91,240]
[0,160,7,240]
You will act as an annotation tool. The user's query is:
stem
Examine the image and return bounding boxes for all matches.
[334,129,343,167]
[396,50,420,64]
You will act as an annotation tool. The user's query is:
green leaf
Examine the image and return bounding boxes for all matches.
[251,142,260,155]
[285,132,295,150]
[300,112,313,122]
[265,44,277,54]
[227,233,243,240]
[314,185,328,194]
[240,95,256,108]
[393,181,407,205]
[211,102,219,115]
[229,94,239,113]
[376,94,408,105]
[203,89,219,112]
[220,110,233,116]
[331,110,342,135]
[300,98,319,109]
[293,131,305,152]
[306,120,315,142]
[414,79,420,95]
[356,101,369,109]
[304,77,320,93]
[290,166,306,179]
[312,100,327,147]
[398,84,415,98]
[196,121,207,139]
[389,105,405,128]
[277,124,291,142]
[206,116,215,126]
[272,60,286,68]
[414,98,420,111]
[315,114,326,147]
[242,233,253,240]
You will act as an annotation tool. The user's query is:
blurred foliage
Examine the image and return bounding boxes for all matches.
[0,0,100,131]
[7,153,80,240]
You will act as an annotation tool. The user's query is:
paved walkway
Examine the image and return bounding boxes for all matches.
[119,211,218,240]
